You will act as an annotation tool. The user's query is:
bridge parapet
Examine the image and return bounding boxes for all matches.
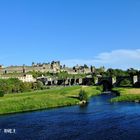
[97,75,139,88]
[36,74,140,87]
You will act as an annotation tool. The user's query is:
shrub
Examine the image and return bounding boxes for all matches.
[20,82,32,92]
[36,81,44,90]
[96,85,103,92]
[120,79,132,87]
[79,90,88,101]
[32,81,44,90]
[0,90,4,97]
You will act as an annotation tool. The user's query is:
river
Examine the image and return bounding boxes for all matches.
[0,94,140,140]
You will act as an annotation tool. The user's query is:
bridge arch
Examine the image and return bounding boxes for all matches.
[115,77,133,87]
[98,80,112,91]
[134,81,140,88]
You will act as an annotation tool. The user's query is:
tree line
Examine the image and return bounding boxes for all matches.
[28,68,140,78]
[0,78,45,96]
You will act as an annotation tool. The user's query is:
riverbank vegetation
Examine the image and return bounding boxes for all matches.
[27,71,87,79]
[0,86,102,115]
[111,88,140,102]
[79,90,88,102]
[0,78,46,94]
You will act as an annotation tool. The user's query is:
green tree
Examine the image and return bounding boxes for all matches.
[20,82,32,92]
[84,64,88,68]
[79,90,88,101]
[120,79,132,87]
[0,90,4,97]
[36,81,44,90]
[127,68,138,76]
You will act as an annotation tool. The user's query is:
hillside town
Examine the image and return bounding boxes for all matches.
[0,61,96,83]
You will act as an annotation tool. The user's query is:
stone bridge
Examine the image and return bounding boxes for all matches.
[97,75,140,91]
[37,77,94,86]
[37,75,140,91]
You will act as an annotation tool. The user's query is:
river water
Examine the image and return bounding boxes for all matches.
[0,95,140,140]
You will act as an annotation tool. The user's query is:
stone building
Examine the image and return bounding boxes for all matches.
[0,74,36,83]
[73,65,94,74]
[51,61,61,73]
[0,61,95,75]
[0,61,62,74]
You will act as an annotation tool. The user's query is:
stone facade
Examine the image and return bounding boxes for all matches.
[0,61,61,74]
[0,74,36,83]
[73,65,94,74]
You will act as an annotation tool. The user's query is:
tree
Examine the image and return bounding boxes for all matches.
[127,68,138,76]
[95,66,105,75]
[58,71,68,79]
[36,81,44,90]
[20,82,32,92]
[120,79,132,87]
[0,79,12,94]
[79,90,88,101]
[90,66,95,73]
[0,90,4,97]
[103,69,128,77]
[84,64,88,68]
[8,78,22,93]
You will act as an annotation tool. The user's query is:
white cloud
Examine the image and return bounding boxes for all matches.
[61,49,140,70]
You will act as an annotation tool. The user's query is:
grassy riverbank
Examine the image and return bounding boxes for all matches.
[0,86,101,115]
[111,88,140,102]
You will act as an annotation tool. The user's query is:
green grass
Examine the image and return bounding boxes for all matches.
[0,86,101,115]
[111,88,140,102]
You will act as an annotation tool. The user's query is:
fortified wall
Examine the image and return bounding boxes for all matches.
[0,61,94,75]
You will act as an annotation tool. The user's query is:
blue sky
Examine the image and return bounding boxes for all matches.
[0,0,140,69]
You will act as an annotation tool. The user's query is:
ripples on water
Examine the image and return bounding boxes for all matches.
[0,95,140,140]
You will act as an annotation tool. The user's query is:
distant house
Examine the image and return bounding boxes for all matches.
[18,74,36,82]
[0,65,4,69]
[0,74,36,83]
